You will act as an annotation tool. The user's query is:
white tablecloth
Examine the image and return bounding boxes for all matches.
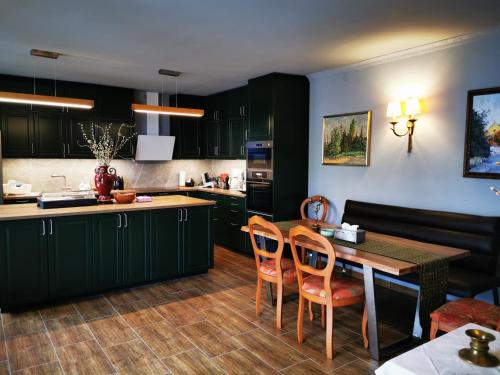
[376,323,500,375]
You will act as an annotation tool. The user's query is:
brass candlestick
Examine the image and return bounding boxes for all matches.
[459,329,499,368]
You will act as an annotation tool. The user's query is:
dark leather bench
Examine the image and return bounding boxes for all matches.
[341,200,500,304]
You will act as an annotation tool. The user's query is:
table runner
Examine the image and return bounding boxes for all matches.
[275,221,449,333]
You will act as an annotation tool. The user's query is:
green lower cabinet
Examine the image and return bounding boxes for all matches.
[122,211,150,285]
[0,219,48,308]
[150,209,181,280]
[93,213,123,291]
[182,206,212,275]
[48,216,93,299]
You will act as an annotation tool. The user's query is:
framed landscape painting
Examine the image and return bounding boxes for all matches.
[322,111,371,166]
[464,87,500,179]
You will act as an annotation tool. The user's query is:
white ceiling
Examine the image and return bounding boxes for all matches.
[1,0,500,95]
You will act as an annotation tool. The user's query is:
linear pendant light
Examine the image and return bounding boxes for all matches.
[131,69,204,118]
[0,91,94,109]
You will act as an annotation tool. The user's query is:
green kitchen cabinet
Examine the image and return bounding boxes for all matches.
[0,219,49,308]
[205,120,219,158]
[150,208,181,280]
[66,116,94,158]
[35,111,65,157]
[97,119,135,159]
[248,75,273,141]
[229,117,247,158]
[182,206,212,274]
[93,213,123,291]
[1,109,35,157]
[122,211,150,285]
[48,215,93,299]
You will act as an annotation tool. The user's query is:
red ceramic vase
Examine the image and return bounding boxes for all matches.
[94,165,117,203]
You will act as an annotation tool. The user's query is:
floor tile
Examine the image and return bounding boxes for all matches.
[203,305,257,337]
[179,321,239,357]
[2,311,45,339]
[154,301,204,327]
[115,300,164,327]
[12,361,64,375]
[131,284,178,306]
[210,289,254,311]
[232,328,307,370]
[174,288,221,311]
[74,296,116,321]
[87,315,137,348]
[104,288,142,307]
[214,348,277,374]
[105,339,167,375]
[281,359,329,374]
[0,362,8,375]
[162,348,223,375]
[332,358,378,374]
[45,314,93,348]
[56,339,114,375]
[135,321,193,359]
[6,332,57,371]
[0,323,6,362]
[39,303,78,321]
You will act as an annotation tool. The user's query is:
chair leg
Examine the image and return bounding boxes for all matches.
[256,276,262,316]
[276,282,283,329]
[493,288,499,306]
[297,295,305,343]
[362,303,368,349]
[430,320,439,340]
[308,300,314,321]
[326,305,333,360]
[321,305,326,328]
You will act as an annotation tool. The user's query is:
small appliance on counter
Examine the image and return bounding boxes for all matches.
[37,190,98,209]
[229,168,245,191]
[201,172,215,188]
[3,180,32,195]
[185,178,195,187]
[179,171,186,187]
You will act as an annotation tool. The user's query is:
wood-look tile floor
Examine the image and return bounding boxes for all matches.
[0,246,414,374]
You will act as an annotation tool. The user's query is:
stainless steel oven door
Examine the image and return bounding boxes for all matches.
[246,179,273,215]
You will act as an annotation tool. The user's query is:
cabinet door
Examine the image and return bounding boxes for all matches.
[205,121,219,158]
[36,112,65,157]
[150,209,181,280]
[97,120,135,159]
[183,206,212,275]
[248,77,273,141]
[1,109,35,157]
[123,211,149,285]
[230,117,246,158]
[218,120,231,158]
[0,219,48,308]
[180,117,202,158]
[66,116,94,158]
[48,216,93,299]
[93,213,123,291]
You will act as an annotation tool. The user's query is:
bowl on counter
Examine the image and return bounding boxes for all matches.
[113,191,136,204]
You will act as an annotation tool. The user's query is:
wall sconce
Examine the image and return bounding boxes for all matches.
[386,97,421,153]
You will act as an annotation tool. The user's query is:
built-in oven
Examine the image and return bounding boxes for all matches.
[246,179,273,215]
[247,140,273,180]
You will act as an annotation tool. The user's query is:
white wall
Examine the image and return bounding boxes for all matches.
[308,30,500,224]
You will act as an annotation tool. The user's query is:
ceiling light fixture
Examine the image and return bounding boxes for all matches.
[131,70,204,118]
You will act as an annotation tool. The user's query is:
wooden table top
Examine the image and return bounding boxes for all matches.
[241,219,470,276]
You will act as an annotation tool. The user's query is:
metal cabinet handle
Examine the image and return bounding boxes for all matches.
[230,222,239,226]
[230,209,239,213]
[179,209,183,222]
[124,213,128,228]
[198,146,201,155]
[184,208,188,222]
[245,129,248,140]
[117,214,122,228]
[62,143,66,157]
[49,219,53,235]
[131,145,134,155]
[67,144,70,154]
[31,143,34,154]
[42,220,46,236]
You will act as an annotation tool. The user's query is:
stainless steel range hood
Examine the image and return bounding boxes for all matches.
[134,92,175,161]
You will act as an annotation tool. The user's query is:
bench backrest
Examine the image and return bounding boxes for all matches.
[342,200,500,275]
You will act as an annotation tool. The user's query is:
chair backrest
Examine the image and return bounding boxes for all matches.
[300,195,329,223]
[289,225,336,298]
[248,215,285,275]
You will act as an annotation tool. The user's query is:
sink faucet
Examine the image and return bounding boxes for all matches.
[51,174,71,191]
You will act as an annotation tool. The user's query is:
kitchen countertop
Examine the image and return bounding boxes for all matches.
[0,195,215,221]
[2,186,246,200]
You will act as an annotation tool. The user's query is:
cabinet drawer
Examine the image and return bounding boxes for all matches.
[224,195,245,210]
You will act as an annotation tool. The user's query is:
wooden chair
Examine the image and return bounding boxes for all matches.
[430,298,500,340]
[289,225,368,359]
[248,215,297,329]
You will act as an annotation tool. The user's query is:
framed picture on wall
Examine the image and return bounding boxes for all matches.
[464,87,500,179]
[322,111,371,166]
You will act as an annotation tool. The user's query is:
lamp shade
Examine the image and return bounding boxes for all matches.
[405,98,421,116]
[386,101,402,118]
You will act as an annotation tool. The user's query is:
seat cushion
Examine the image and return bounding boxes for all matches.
[430,298,500,332]
[302,275,365,300]
[259,258,296,282]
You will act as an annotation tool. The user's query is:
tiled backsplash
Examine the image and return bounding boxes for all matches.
[2,158,245,192]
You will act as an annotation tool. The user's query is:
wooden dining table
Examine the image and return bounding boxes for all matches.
[241,219,470,361]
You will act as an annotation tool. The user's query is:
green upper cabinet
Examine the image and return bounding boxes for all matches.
[248,76,273,141]
[93,213,123,291]
[1,108,35,157]
[66,116,94,158]
[0,219,48,308]
[48,215,93,299]
[205,120,219,158]
[150,208,181,280]
[97,120,136,159]
[182,206,212,274]
[229,117,246,158]
[35,111,65,157]
[122,211,150,285]
[218,121,231,158]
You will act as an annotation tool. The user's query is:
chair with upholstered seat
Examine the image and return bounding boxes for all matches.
[289,225,368,359]
[248,215,297,329]
[300,195,329,223]
[430,298,500,340]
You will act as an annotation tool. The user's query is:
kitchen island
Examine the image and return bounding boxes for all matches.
[0,195,215,310]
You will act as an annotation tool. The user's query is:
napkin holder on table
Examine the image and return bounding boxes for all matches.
[334,223,366,244]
